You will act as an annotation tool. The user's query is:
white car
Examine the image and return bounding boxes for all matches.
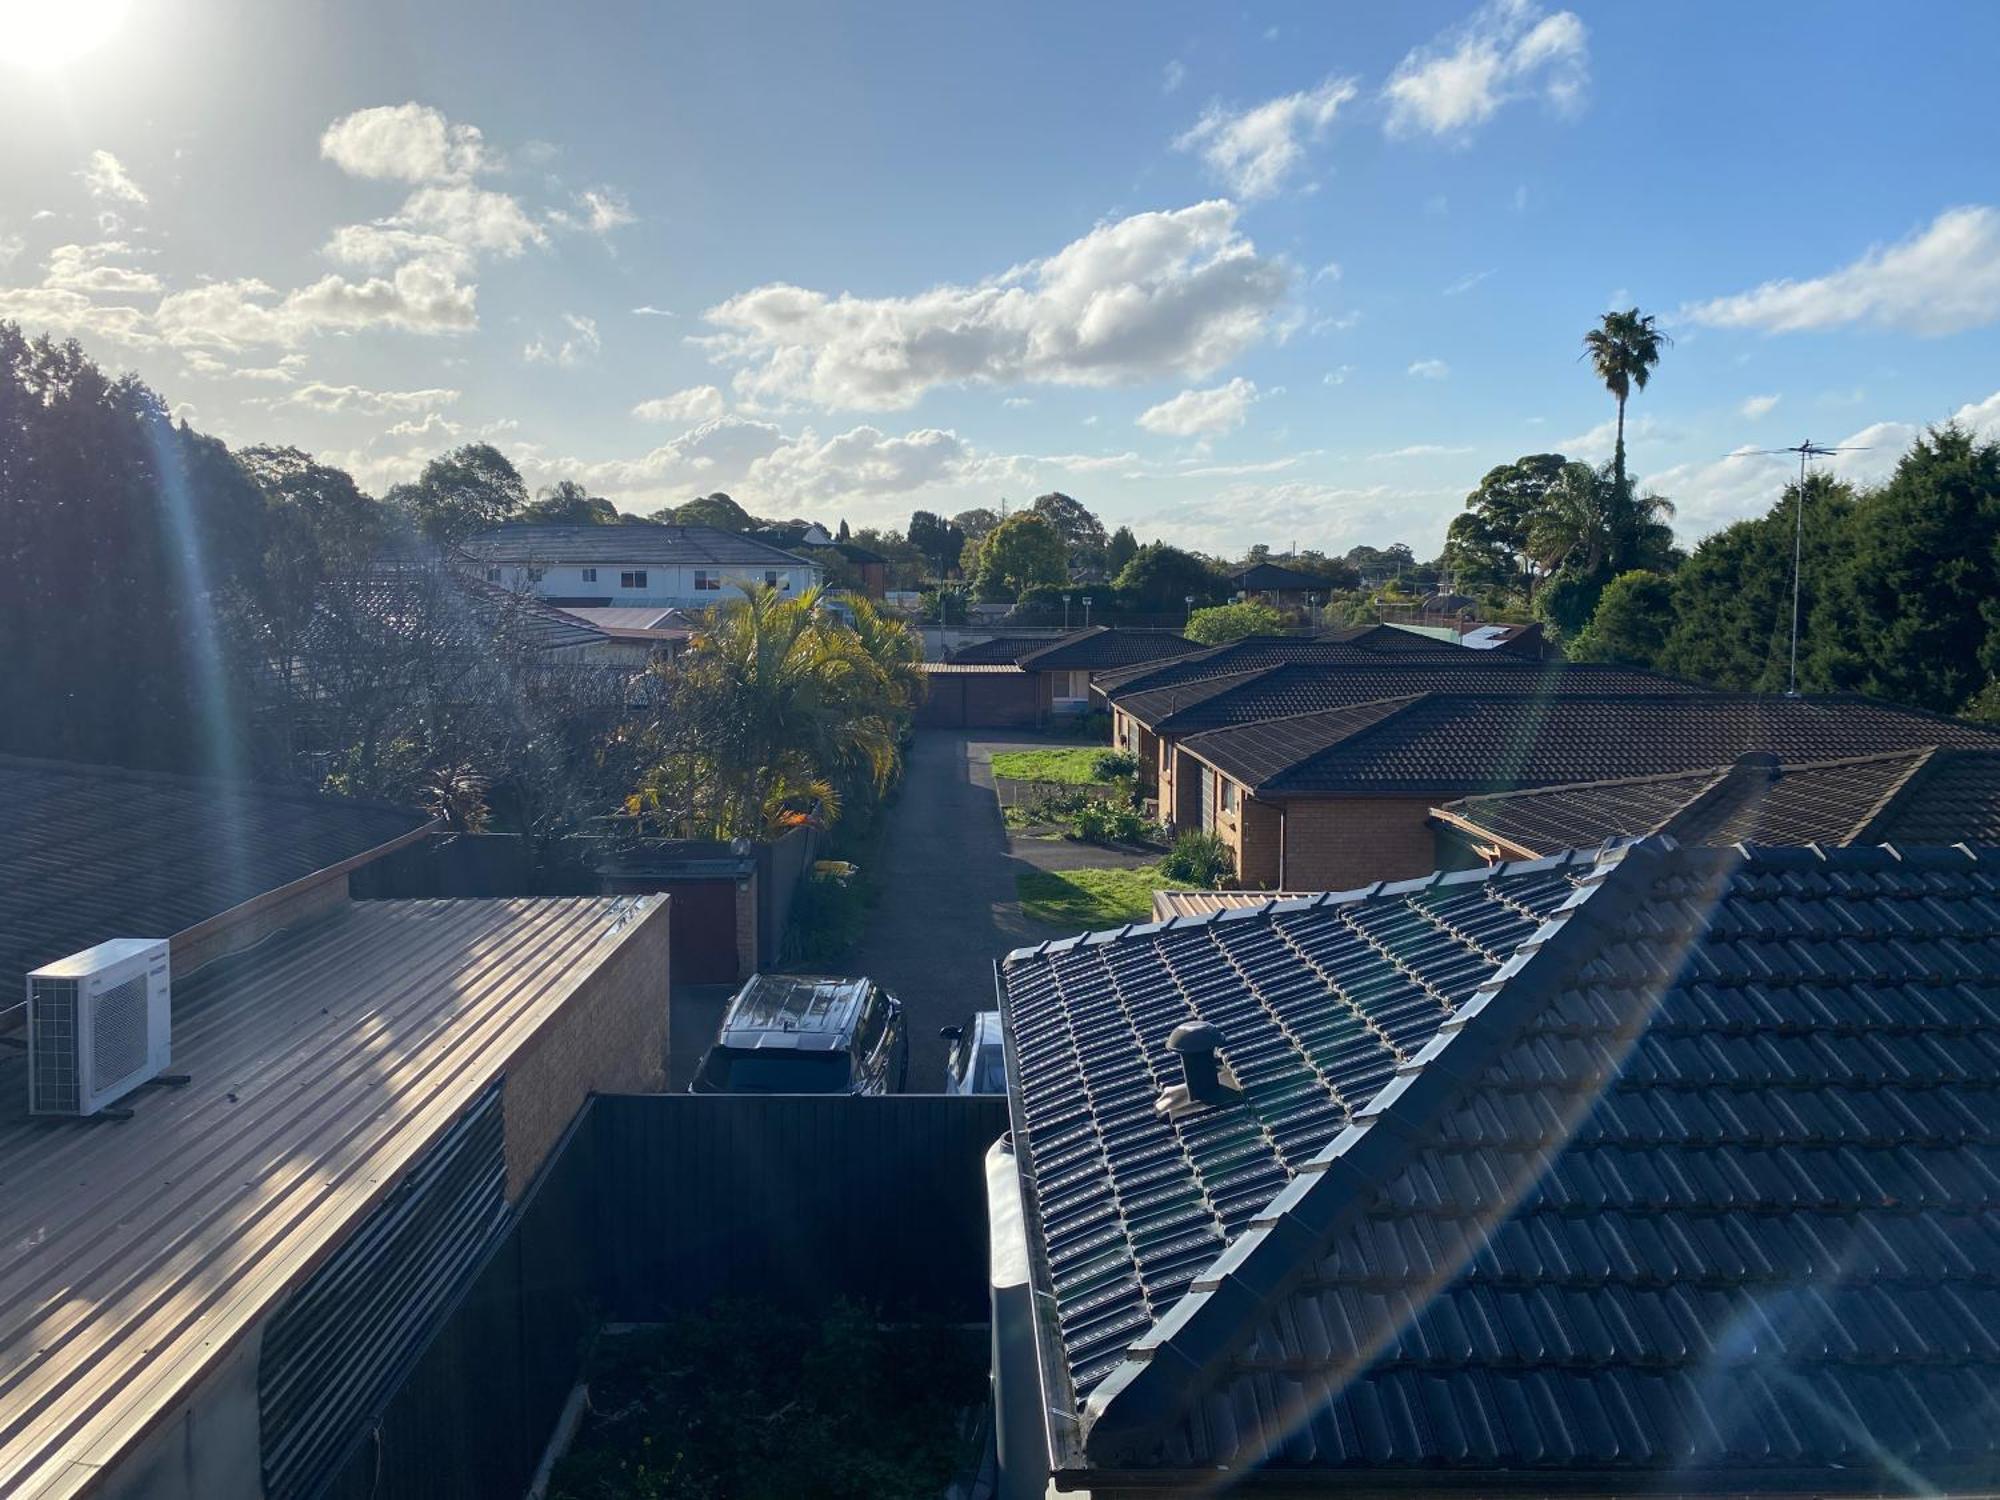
[939,1011,1006,1095]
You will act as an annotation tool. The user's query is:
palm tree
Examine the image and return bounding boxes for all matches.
[629,585,917,839]
[1581,308,1670,498]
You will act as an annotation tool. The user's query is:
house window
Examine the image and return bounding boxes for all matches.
[694,570,721,591]
[765,570,781,588]
[581,568,597,583]
[1053,670,1090,702]
[485,567,500,583]
[1220,778,1238,816]
[620,570,648,590]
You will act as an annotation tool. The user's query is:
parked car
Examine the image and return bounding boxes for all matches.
[939,1011,1006,1095]
[691,974,907,1094]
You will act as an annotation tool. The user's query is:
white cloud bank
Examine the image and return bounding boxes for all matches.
[1136,377,1260,437]
[1683,205,2000,337]
[1173,77,1358,199]
[699,200,1292,411]
[633,385,728,424]
[1384,0,1588,140]
[319,103,488,183]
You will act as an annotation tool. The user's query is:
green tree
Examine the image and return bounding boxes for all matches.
[973,512,1067,600]
[1806,423,2000,713]
[1105,524,1139,577]
[1656,474,1856,691]
[631,585,917,838]
[950,506,1001,544]
[390,443,527,541]
[1031,491,1108,572]
[907,510,966,576]
[1456,453,1572,600]
[1113,542,1225,613]
[1565,570,1675,667]
[1186,600,1285,644]
[521,479,619,524]
[1581,308,1670,499]
[669,491,756,531]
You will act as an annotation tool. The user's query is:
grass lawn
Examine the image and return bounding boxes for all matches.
[1017,864,1168,927]
[990,746,1109,785]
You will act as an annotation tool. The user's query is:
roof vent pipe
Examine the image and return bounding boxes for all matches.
[1156,1020,1242,1118]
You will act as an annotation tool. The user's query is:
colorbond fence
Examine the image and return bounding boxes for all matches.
[323,1091,1009,1499]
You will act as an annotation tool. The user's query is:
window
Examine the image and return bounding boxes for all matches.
[525,567,543,583]
[620,570,648,589]
[1220,778,1238,816]
[581,567,597,583]
[694,569,721,591]
[764,570,780,587]
[1054,669,1089,702]
[485,567,500,583]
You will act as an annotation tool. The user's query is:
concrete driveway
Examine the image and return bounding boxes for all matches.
[832,729,1154,1088]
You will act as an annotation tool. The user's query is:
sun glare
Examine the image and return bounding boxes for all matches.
[0,0,132,68]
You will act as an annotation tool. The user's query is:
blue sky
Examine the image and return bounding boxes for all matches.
[4,0,1999,555]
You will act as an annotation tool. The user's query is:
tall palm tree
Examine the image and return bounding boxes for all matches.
[1582,308,1670,498]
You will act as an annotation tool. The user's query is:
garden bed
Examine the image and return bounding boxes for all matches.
[547,1301,988,1500]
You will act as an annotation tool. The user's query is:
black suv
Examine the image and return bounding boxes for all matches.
[690,974,908,1095]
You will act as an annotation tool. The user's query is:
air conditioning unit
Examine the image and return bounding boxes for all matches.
[27,938,172,1117]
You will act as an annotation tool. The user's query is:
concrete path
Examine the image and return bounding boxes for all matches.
[833,730,1154,1088]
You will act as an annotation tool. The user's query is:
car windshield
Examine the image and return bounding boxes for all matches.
[973,1047,1006,1093]
[706,1050,852,1094]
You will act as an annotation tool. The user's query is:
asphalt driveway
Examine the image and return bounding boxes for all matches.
[832,729,1153,1088]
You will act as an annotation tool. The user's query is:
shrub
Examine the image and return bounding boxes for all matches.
[1070,799,1153,846]
[1186,600,1285,645]
[1160,830,1233,888]
[783,871,869,963]
[1062,709,1113,741]
[1091,748,1139,781]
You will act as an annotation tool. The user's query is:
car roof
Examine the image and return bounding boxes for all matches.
[718,973,873,1048]
[969,1010,1004,1050]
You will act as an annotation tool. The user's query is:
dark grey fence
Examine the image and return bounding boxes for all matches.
[323,1092,1008,1499]
[595,1092,1009,1322]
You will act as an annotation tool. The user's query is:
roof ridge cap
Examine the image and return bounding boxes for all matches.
[1079,837,1682,1465]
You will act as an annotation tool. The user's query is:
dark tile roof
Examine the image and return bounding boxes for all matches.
[1438,748,2000,857]
[1016,628,1206,672]
[944,634,1056,664]
[1181,699,1420,788]
[1132,661,1702,736]
[1096,636,1471,699]
[461,522,816,569]
[1231,562,1324,591]
[1000,854,1594,1399]
[1192,692,2000,797]
[293,558,613,663]
[1001,840,2000,1488]
[0,756,430,1009]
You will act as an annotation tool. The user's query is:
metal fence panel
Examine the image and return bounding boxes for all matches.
[594,1093,1009,1323]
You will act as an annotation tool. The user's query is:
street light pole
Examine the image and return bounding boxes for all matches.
[1082,594,1093,628]
[1184,594,1195,629]
[1064,592,1072,630]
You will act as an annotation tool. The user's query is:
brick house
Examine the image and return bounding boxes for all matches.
[1171,691,2000,891]
[943,626,1205,722]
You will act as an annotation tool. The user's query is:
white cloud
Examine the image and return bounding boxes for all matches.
[1682,206,2000,337]
[632,385,727,423]
[551,187,636,235]
[180,351,309,383]
[42,242,160,295]
[1740,393,1781,420]
[278,382,461,415]
[1162,60,1186,94]
[1323,365,1354,385]
[1408,358,1450,379]
[1370,443,1473,459]
[1173,77,1359,199]
[153,257,479,350]
[381,412,463,441]
[1144,478,1457,557]
[1384,0,1589,140]
[524,312,600,367]
[700,201,1291,410]
[1003,396,1034,408]
[0,234,24,268]
[79,150,148,205]
[320,103,487,183]
[394,184,546,257]
[1311,261,1342,284]
[0,286,156,346]
[1556,413,1674,462]
[1136,376,1260,437]
[632,305,676,318]
[322,223,474,275]
[1442,267,1495,296]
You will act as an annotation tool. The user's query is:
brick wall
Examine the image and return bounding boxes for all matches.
[501,896,672,1200]
[1278,796,1442,891]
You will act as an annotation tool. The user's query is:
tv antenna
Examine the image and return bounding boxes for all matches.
[1741,439,1868,697]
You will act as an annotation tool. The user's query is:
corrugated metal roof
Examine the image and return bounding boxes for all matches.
[461,523,815,569]
[0,756,431,1013]
[1003,842,2000,1487]
[0,894,662,1500]
[1150,890,1326,918]
[921,662,1031,675]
